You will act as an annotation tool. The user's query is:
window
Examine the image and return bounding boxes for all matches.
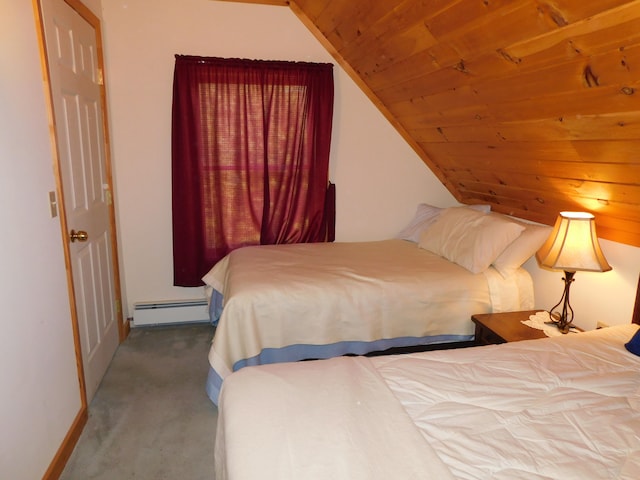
[171,56,334,286]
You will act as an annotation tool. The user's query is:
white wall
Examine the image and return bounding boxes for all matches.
[0,1,83,478]
[101,0,453,316]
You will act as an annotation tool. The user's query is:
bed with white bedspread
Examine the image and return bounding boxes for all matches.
[215,321,640,479]
[203,206,556,404]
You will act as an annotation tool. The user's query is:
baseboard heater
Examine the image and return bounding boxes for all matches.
[133,299,209,327]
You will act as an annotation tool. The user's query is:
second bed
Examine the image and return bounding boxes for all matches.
[204,226,538,404]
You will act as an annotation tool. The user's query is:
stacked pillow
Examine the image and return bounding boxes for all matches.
[396,204,551,277]
[489,214,552,278]
[395,203,490,243]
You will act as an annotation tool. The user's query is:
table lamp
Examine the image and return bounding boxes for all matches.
[535,212,612,333]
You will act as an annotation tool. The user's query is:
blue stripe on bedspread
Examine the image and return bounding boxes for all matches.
[209,290,224,326]
[205,333,473,406]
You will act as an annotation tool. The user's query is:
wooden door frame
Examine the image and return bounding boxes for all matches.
[32,0,127,477]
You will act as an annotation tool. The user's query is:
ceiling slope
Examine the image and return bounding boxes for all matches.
[226,0,640,247]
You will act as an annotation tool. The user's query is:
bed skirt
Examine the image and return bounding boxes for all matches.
[205,332,473,405]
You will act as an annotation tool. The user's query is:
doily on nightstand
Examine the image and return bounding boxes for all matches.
[521,311,579,337]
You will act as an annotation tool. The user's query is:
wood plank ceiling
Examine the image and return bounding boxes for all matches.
[220,0,640,248]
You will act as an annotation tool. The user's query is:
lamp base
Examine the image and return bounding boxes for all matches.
[547,271,576,334]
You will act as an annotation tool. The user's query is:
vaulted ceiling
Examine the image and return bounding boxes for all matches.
[222,0,640,248]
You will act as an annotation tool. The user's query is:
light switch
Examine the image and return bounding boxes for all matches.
[49,191,58,218]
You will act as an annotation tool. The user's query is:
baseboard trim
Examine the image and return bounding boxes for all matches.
[42,406,88,480]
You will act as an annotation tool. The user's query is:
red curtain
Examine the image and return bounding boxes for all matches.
[172,56,334,286]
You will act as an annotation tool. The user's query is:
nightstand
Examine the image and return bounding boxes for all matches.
[471,310,548,345]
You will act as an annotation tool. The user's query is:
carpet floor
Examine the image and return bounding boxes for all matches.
[60,323,218,480]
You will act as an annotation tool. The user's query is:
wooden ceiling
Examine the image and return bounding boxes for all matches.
[220,0,640,248]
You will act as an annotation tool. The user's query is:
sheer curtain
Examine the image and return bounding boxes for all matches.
[172,56,334,286]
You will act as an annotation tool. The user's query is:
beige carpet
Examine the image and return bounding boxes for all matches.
[60,323,218,480]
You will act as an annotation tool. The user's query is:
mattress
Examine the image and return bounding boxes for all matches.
[215,323,640,479]
[204,239,534,404]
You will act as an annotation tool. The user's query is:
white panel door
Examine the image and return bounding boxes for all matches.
[40,0,119,402]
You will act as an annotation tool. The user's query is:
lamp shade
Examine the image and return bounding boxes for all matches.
[535,212,612,272]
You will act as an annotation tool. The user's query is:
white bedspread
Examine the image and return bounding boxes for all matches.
[216,355,456,480]
[375,324,640,479]
[215,324,640,479]
[205,240,533,382]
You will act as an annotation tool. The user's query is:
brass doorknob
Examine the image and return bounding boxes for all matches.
[70,229,88,242]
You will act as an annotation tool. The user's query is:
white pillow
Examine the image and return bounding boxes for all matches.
[395,204,442,242]
[418,207,525,273]
[490,214,552,278]
[395,203,491,243]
